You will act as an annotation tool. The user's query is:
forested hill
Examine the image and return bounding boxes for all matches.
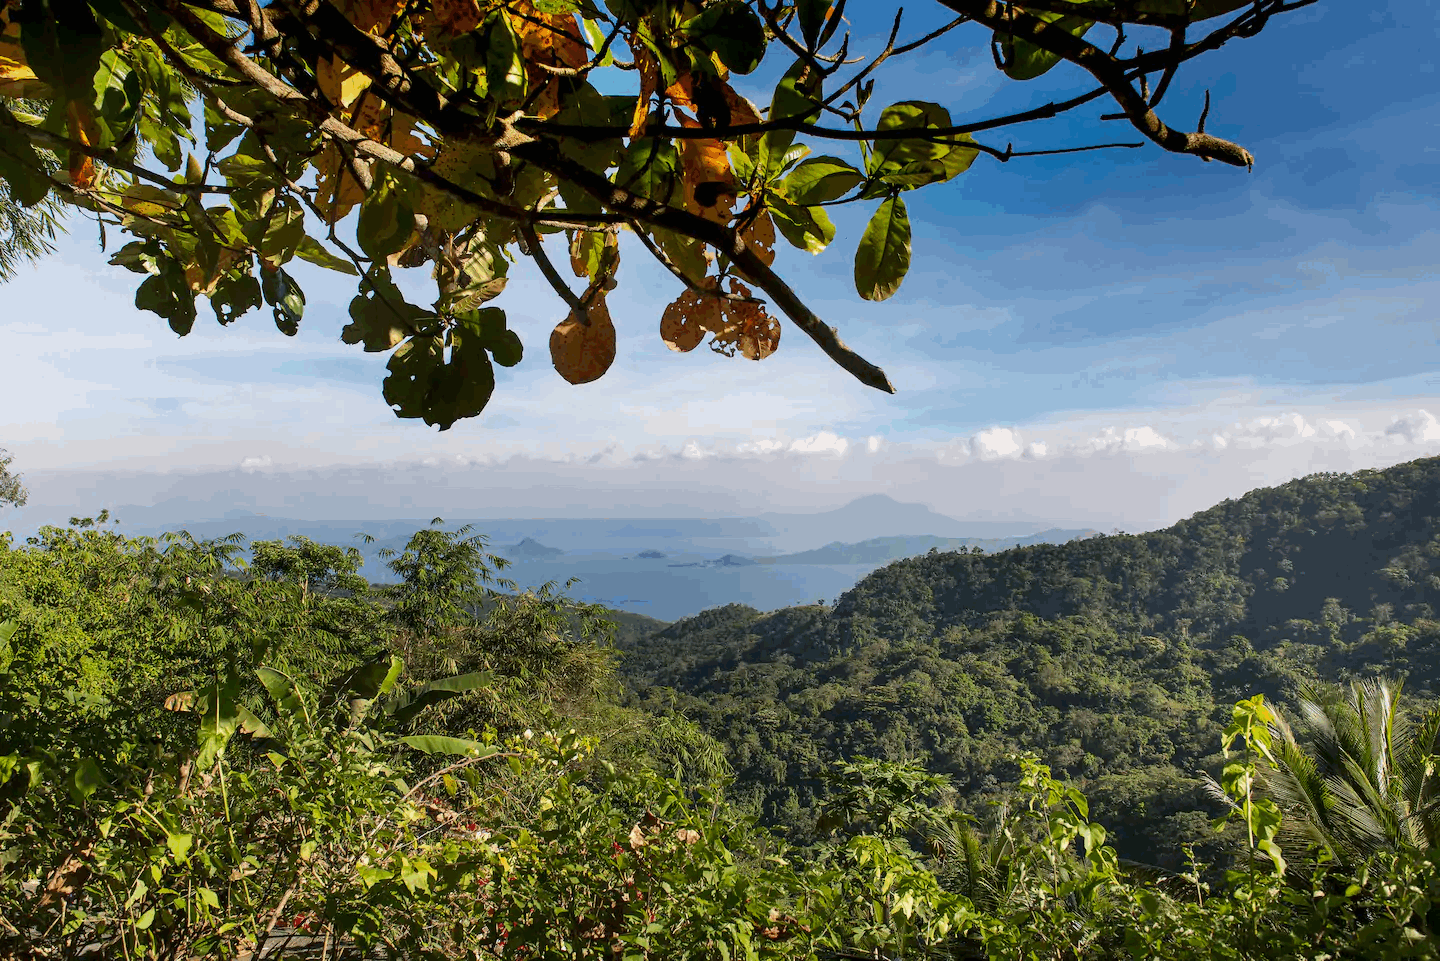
[616,457,1440,864]
[831,456,1440,669]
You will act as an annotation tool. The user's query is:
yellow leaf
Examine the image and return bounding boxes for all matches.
[510,2,587,119]
[317,55,371,109]
[677,116,736,224]
[629,49,659,138]
[65,101,98,188]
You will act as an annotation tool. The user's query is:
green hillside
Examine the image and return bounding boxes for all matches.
[617,457,1440,865]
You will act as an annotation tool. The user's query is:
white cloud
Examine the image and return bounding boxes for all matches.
[1080,425,1170,454]
[1123,426,1169,451]
[1025,442,1048,458]
[790,431,850,456]
[1321,419,1356,441]
[680,440,711,460]
[737,437,786,455]
[866,435,884,454]
[1386,410,1440,444]
[972,427,1023,460]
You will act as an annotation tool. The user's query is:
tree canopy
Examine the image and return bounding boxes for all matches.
[0,449,25,508]
[0,0,1315,427]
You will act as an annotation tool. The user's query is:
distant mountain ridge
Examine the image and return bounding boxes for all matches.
[74,494,1087,619]
[758,530,1099,565]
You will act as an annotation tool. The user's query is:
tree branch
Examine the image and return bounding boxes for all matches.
[936,0,1255,168]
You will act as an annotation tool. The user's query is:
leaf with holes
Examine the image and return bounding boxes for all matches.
[713,278,780,360]
[661,284,722,353]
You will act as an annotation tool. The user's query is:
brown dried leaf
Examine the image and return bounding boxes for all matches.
[627,823,648,850]
[426,0,483,35]
[739,209,776,267]
[714,278,780,361]
[660,286,719,353]
[721,83,764,127]
[677,116,736,225]
[164,691,196,712]
[550,292,616,384]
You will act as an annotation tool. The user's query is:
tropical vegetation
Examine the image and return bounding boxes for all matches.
[6,458,1440,957]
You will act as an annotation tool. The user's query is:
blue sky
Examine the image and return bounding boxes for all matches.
[3,0,1440,533]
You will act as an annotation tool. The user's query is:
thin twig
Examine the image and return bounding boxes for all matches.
[519,224,584,315]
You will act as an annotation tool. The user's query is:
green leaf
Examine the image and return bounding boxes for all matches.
[578,18,615,66]
[294,237,358,275]
[356,864,393,889]
[383,325,498,430]
[616,136,680,206]
[339,654,405,703]
[400,735,499,758]
[867,101,952,175]
[195,672,241,770]
[853,196,911,302]
[70,757,106,803]
[258,666,305,719]
[345,268,436,352]
[90,49,142,150]
[995,13,1093,81]
[768,195,834,254]
[682,1,767,75]
[210,266,263,325]
[437,236,509,313]
[797,0,833,50]
[762,59,823,179]
[0,106,52,207]
[235,705,272,740]
[167,831,194,864]
[260,267,305,336]
[388,670,494,727]
[876,139,978,190]
[135,257,198,335]
[17,0,105,99]
[781,157,863,205]
[484,11,527,104]
[488,329,523,368]
[356,173,415,261]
